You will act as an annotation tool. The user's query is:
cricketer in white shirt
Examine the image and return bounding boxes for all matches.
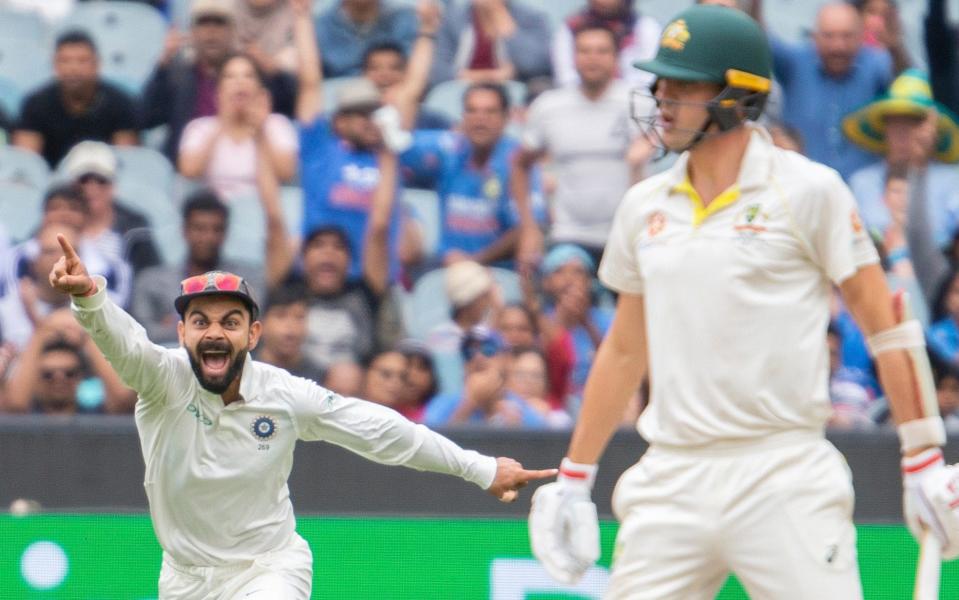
[55,251,551,599]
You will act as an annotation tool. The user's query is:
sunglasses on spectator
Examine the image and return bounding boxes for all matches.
[180,272,243,295]
[78,174,111,186]
[40,367,82,381]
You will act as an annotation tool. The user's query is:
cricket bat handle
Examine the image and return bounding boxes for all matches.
[915,530,942,600]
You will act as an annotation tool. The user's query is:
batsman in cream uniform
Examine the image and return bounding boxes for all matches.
[48,239,554,599]
[529,5,959,600]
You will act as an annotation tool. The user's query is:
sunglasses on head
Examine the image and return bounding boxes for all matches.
[180,272,243,295]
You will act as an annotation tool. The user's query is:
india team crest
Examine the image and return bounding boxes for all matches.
[251,415,278,441]
[483,177,502,200]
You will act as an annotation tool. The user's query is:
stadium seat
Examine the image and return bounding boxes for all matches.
[0,145,50,191]
[112,146,175,194]
[0,75,24,117]
[0,7,46,43]
[400,187,440,259]
[152,222,187,265]
[280,185,304,237]
[115,180,179,231]
[60,3,166,95]
[0,182,43,242]
[406,266,522,340]
[423,79,527,123]
[0,34,50,100]
[222,193,266,266]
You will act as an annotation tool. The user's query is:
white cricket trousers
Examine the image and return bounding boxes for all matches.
[606,432,864,600]
[158,533,313,600]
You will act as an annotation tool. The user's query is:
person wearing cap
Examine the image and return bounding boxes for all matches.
[142,0,297,162]
[295,0,437,280]
[315,0,419,78]
[49,234,553,597]
[845,69,959,254]
[61,141,162,276]
[528,5,959,596]
[13,29,138,168]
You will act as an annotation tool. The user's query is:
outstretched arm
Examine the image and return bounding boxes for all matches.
[393,0,442,130]
[293,0,323,124]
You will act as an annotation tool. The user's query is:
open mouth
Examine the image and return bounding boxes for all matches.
[200,349,231,377]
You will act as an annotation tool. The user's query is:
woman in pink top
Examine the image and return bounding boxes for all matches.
[178,53,299,200]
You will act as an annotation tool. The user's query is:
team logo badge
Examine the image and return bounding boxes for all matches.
[661,20,691,51]
[733,203,768,234]
[483,177,501,200]
[251,416,277,441]
[646,211,667,237]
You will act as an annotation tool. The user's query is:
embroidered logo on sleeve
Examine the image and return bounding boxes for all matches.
[251,415,278,441]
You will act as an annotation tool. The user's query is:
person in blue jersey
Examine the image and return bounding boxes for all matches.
[294,0,440,280]
[401,81,543,269]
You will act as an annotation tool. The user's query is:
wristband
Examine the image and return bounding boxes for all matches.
[866,319,925,356]
[898,417,947,454]
[887,247,910,266]
[559,458,597,490]
[901,446,944,475]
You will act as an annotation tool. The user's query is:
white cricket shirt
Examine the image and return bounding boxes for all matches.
[72,283,497,566]
[599,126,879,448]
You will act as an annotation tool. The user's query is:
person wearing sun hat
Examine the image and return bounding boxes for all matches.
[844,69,959,250]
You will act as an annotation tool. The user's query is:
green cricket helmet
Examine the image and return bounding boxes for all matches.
[635,4,773,132]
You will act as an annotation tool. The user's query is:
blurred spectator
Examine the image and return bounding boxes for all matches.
[402,82,542,268]
[254,283,325,382]
[236,0,298,75]
[514,23,651,271]
[505,345,571,428]
[178,53,299,199]
[396,338,438,421]
[826,322,876,429]
[428,0,552,86]
[362,348,407,409]
[930,351,959,430]
[851,0,910,73]
[323,361,365,396]
[422,325,548,427]
[130,189,264,346]
[315,0,418,78]
[496,302,538,349]
[845,70,959,252]
[61,141,162,275]
[929,269,959,366]
[363,41,450,130]
[926,0,959,117]
[2,309,135,414]
[772,2,893,180]
[13,30,138,167]
[142,0,297,161]
[551,0,661,90]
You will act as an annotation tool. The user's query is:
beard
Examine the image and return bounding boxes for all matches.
[187,340,248,395]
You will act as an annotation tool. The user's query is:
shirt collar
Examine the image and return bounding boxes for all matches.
[237,353,258,404]
[665,124,774,194]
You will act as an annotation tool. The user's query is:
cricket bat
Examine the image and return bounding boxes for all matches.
[915,530,941,600]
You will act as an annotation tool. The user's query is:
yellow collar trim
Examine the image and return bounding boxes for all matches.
[672,178,742,226]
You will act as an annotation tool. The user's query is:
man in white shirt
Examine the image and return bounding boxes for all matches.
[528,5,959,599]
[49,237,552,599]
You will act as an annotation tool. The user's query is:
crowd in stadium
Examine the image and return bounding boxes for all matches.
[0,0,958,433]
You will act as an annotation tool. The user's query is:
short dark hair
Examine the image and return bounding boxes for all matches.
[43,184,88,214]
[463,82,510,113]
[40,337,88,372]
[303,225,352,256]
[55,29,98,55]
[362,41,407,71]
[264,282,309,314]
[216,52,267,88]
[182,188,229,223]
[572,22,621,51]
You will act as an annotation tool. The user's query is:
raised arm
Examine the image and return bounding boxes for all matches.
[257,148,295,289]
[393,0,442,130]
[293,0,323,124]
[362,149,399,295]
[511,147,547,273]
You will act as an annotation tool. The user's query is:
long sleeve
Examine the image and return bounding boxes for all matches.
[297,388,497,489]
[906,169,950,306]
[72,275,181,406]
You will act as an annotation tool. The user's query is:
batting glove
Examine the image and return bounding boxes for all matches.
[529,458,600,584]
[903,448,959,559]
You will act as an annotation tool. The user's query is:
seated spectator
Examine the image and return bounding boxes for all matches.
[844,70,959,250]
[852,0,910,73]
[422,325,548,428]
[254,283,325,382]
[515,23,651,271]
[496,303,538,349]
[178,53,299,200]
[130,189,264,346]
[429,0,552,86]
[142,0,297,161]
[926,0,959,118]
[296,1,434,278]
[323,361,365,396]
[236,0,298,75]
[826,322,876,429]
[315,0,418,78]
[61,142,162,276]
[929,269,959,366]
[13,30,138,167]
[930,352,959,430]
[402,82,541,268]
[772,2,892,180]
[550,0,661,90]
[363,41,450,130]
[505,345,570,428]
[396,338,438,422]
[362,348,408,410]
[2,309,135,414]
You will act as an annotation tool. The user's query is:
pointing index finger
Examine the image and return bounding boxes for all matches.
[57,234,79,260]
[521,468,559,482]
